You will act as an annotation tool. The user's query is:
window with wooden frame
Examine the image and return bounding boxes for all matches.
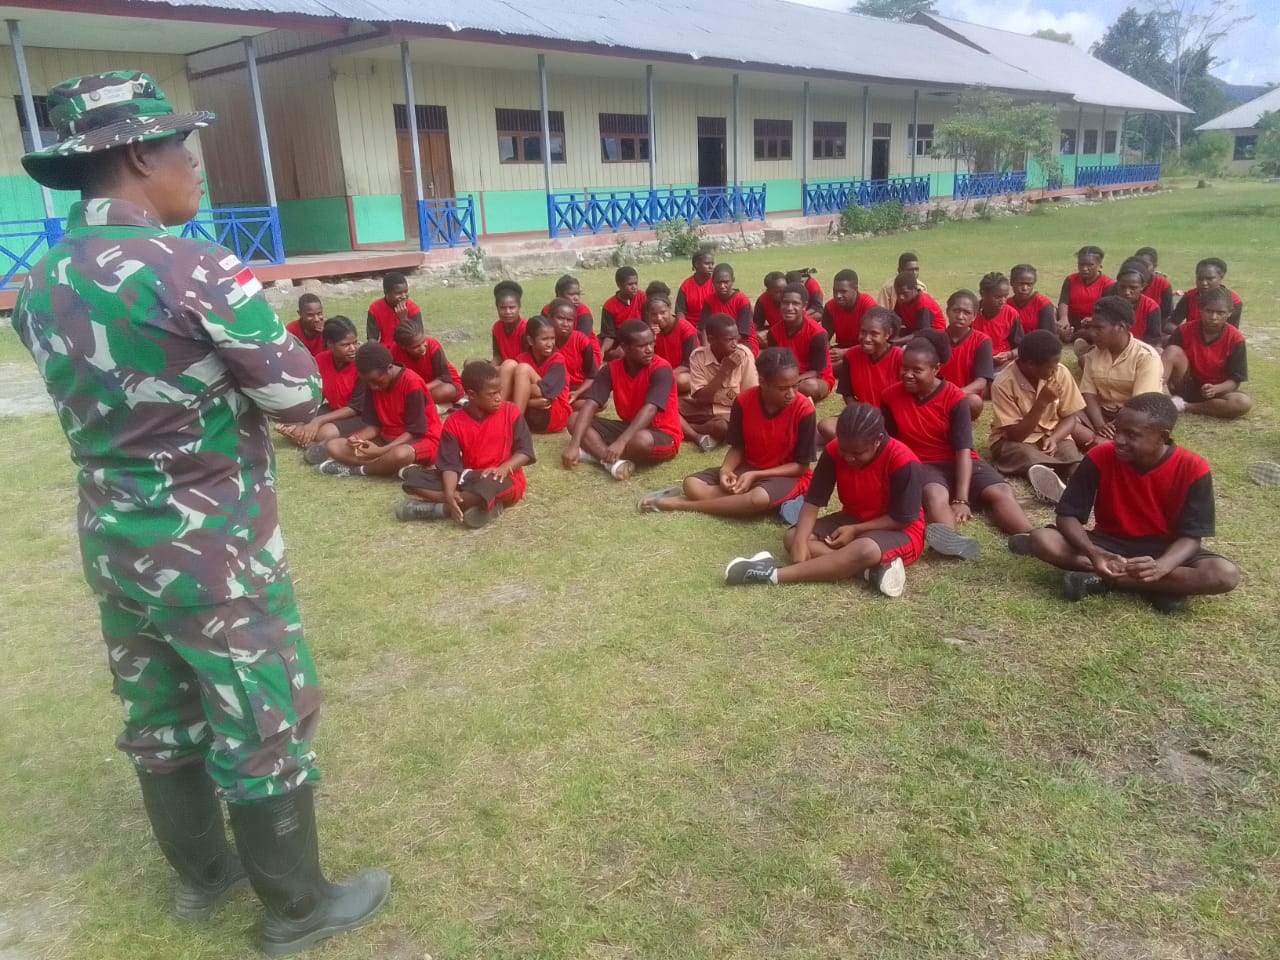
[13,95,55,152]
[812,120,847,159]
[753,118,792,161]
[393,103,449,131]
[599,112,650,162]
[495,107,566,164]
[1083,129,1099,153]
[1103,129,1118,153]
[906,123,933,156]
[1060,129,1076,155]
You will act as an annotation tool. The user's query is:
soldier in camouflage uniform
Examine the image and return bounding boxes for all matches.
[14,73,389,957]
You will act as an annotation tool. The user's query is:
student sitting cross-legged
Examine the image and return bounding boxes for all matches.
[548,297,600,406]
[397,361,535,528]
[277,315,365,461]
[499,315,573,434]
[1161,286,1252,420]
[638,347,815,519]
[367,271,422,346]
[562,319,682,481]
[1079,295,1164,442]
[768,282,833,401]
[938,289,994,421]
[1015,393,1239,614]
[679,313,758,447]
[318,342,441,477]
[723,403,923,598]
[391,321,462,408]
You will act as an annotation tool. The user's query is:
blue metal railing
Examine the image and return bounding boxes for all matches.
[181,205,284,265]
[953,170,1028,201]
[547,185,767,238]
[1,217,63,290]
[802,175,932,215]
[1074,163,1161,188]
[418,197,477,250]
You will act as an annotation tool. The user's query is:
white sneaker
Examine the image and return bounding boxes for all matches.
[1027,464,1067,504]
[865,557,906,598]
[1171,395,1187,413]
[606,458,634,481]
[1247,461,1280,488]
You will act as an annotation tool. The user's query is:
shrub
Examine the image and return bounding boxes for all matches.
[840,199,908,236]
[462,246,486,282]
[1180,132,1232,179]
[655,218,708,258]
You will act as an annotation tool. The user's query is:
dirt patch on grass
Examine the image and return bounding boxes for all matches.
[1150,740,1235,792]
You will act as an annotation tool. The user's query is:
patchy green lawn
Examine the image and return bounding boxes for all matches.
[1,179,1278,960]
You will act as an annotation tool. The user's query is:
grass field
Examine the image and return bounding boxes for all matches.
[1,180,1278,960]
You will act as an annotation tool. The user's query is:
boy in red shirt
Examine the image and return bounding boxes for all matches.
[491,280,528,363]
[723,403,922,597]
[366,271,422,346]
[823,268,878,376]
[397,361,535,528]
[700,263,758,355]
[640,347,815,518]
[939,289,994,421]
[1017,393,1239,613]
[599,266,646,362]
[787,269,825,319]
[1008,264,1057,334]
[769,283,832,401]
[285,293,326,356]
[675,249,715,323]
[318,342,441,477]
[1162,286,1252,419]
[278,316,364,458]
[563,319,681,480]
[891,273,945,344]
[500,315,573,434]
[392,321,462,407]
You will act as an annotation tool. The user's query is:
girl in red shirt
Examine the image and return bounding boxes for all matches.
[880,329,1031,559]
[891,273,945,344]
[1112,262,1165,346]
[722,402,922,597]
[277,315,364,460]
[541,273,595,338]
[973,271,1023,369]
[1057,245,1112,343]
[1163,286,1252,420]
[939,290,994,421]
[1008,264,1057,334]
[753,271,787,333]
[769,283,833,401]
[700,263,758,355]
[823,268,879,374]
[1170,257,1244,329]
[645,294,698,396]
[639,347,816,518]
[391,322,463,405]
[491,280,528,364]
[500,315,573,434]
[548,298,600,405]
[675,249,716,323]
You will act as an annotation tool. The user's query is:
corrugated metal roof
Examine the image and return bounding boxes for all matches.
[916,15,1191,114]
[137,0,384,16]
[1196,85,1280,131]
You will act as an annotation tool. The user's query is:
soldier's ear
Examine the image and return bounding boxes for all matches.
[124,138,176,179]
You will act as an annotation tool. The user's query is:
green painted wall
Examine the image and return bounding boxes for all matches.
[762,179,802,213]
[277,197,351,254]
[930,172,954,201]
[481,189,550,235]
[351,194,405,245]
[0,175,77,221]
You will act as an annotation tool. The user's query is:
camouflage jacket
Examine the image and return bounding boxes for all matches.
[13,198,320,606]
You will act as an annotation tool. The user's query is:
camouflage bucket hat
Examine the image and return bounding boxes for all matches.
[22,71,215,190]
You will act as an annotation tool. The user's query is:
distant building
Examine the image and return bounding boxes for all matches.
[1195,85,1280,173]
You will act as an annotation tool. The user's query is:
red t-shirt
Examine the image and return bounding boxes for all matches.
[1060,273,1114,324]
[367,298,423,346]
[755,293,783,331]
[541,300,596,338]
[1178,286,1243,324]
[676,276,713,322]
[1065,443,1212,541]
[701,290,759,355]
[769,317,833,387]
[285,321,325,357]
[880,379,976,464]
[894,292,945,336]
[1170,320,1247,385]
[491,318,528,363]
[973,305,1024,355]
[729,386,817,473]
[806,437,926,560]
[840,346,903,404]
[600,292,647,339]
[940,329,994,388]
[557,330,600,387]
[314,350,358,410]
[515,349,572,433]
[589,356,682,447]
[358,367,442,461]
[654,319,699,370]
[1129,294,1163,344]
[391,338,462,395]
[1010,293,1056,334]
[804,276,824,312]
[439,401,530,504]
[1144,273,1172,311]
[822,293,878,347]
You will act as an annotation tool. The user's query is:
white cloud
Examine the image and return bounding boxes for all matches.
[940,0,1106,49]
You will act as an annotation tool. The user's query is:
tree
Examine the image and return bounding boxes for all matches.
[1254,111,1280,176]
[848,0,936,21]
[1091,8,1168,85]
[1032,28,1073,43]
[1179,130,1231,176]
[932,91,1060,178]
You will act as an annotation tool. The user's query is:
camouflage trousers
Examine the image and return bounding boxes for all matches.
[96,576,322,803]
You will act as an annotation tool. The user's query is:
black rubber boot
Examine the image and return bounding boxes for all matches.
[136,764,248,921]
[227,786,390,958]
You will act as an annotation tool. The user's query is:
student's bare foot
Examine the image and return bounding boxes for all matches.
[925,523,980,560]
[864,557,906,598]
[1247,461,1280,488]
[1062,571,1111,601]
[1027,464,1066,504]
[725,551,777,585]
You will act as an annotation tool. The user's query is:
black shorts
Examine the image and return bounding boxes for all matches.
[918,457,1008,503]
[524,406,552,433]
[686,467,807,508]
[592,417,678,456]
[805,512,917,562]
[400,465,514,508]
[1171,377,1210,404]
[1084,529,1224,566]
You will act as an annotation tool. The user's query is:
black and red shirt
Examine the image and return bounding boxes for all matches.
[600,292,647,340]
[1143,272,1174,318]
[1169,320,1247,386]
[838,346,903,404]
[894,291,945,337]
[973,305,1024,355]
[491,318,528,363]
[541,300,596,337]
[366,297,423,345]
[726,386,817,473]
[1171,287,1243,328]
[314,350,359,410]
[769,317,833,387]
[940,329,994,388]
[438,400,535,503]
[805,436,925,551]
[587,356,682,445]
[351,366,442,461]
[1010,292,1056,333]
[880,379,976,464]
[754,293,783,332]
[285,321,325,357]
[1128,294,1164,346]
[700,290,759,355]
[1059,273,1114,325]
[675,276,713,322]
[557,330,600,387]
[515,349,572,432]
[391,338,462,395]
[822,293,878,347]
[1058,442,1214,543]
[804,275,824,313]
[654,319,699,370]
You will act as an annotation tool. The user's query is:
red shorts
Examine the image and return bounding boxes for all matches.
[808,512,925,567]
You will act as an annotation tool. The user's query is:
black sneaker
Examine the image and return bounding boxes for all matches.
[724,551,777,586]
[1006,532,1033,556]
[394,499,445,521]
[925,523,981,560]
[462,502,504,529]
[1146,594,1188,615]
[303,442,329,465]
[1062,571,1112,601]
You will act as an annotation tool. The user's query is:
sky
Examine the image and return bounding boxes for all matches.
[790,0,1279,87]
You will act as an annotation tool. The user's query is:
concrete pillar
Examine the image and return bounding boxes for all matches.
[243,36,278,209]
[8,19,55,218]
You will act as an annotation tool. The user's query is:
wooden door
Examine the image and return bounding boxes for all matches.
[397,124,455,239]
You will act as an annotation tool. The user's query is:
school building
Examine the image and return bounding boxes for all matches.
[1195,84,1280,174]
[0,0,1189,293]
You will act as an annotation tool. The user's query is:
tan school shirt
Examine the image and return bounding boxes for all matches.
[1079,335,1164,415]
[689,343,758,417]
[989,361,1086,445]
[877,277,927,310]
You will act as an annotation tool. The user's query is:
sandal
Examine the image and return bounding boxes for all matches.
[637,485,681,512]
